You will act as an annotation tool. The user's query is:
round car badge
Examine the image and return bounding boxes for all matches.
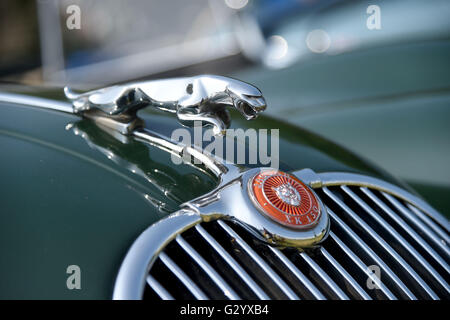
[249,170,321,229]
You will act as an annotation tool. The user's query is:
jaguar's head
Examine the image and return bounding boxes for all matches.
[225,80,267,120]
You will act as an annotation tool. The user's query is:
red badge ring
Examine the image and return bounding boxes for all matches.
[249,170,321,229]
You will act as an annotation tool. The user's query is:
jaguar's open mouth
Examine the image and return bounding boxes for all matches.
[237,95,267,120]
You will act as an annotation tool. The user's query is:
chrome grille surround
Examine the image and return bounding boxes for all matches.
[113,172,450,300]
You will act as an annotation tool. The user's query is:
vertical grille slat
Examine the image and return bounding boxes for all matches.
[383,193,450,256]
[217,220,300,300]
[146,275,174,300]
[319,246,372,300]
[406,204,450,245]
[323,186,438,299]
[328,231,396,300]
[268,246,326,300]
[325,206,414,299]
[158,252,209,300]
[360,187,450,294]
[299,252,349,300]
[342,186,446,296]
[194,224,270,300]
[175,235,240,300]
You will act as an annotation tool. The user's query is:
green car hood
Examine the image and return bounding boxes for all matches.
[0,89,408,299]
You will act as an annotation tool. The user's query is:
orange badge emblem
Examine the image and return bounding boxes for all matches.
[249,170,321,229]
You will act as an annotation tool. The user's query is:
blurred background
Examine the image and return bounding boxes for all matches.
[1,0,450,211]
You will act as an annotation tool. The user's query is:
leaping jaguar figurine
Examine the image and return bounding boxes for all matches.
[64,75,267,135]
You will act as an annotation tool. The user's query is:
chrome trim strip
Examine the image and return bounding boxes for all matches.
[323,187,438,299]
[194,224,270,300]
[268,247,326,300]
[0,92,73,113]
[159,252,208,300]
[217,220,300,300]
[113,210,201,300]
[361,188,450,292]
[327,207,412,299]
[133,128,182,156]
[146,275,174,300]
[319,247,372,300]
[299,252,349,300]
[328,231,396,300]
[175,235,240,300]
[133,127,235,181]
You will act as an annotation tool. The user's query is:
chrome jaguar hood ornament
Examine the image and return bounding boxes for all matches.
[63,75,329,246]
[64,75,266,135]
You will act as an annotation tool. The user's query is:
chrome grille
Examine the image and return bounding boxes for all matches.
[116,175,450,300]
[318,186,450,299]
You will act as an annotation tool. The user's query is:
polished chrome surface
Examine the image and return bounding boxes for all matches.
[133,127,230,178]
[295,170,450,232]
[385,194,450,255]
[5,83,448,300]
[268,246,325,300]
[0,84,248,186]
[319,246,372,300]
[158,252,208,300]
[114,171,449,300]
[274,183,301,206]
[113,210,201,300]
[0,85,255,188]
[146,275,174,300]
[324,186,438,299]
[309,172,450,300]
[406,203,450,245]
[175,235,240,299]
[360,187,450,293]
[0,92,73,113]
[65,75,266,135]
[326,208,411,299]
[188,167,330,248]
[327,231,397,299]
[299,251,349,300]
[217,219,300,300]
[195,224,270,300]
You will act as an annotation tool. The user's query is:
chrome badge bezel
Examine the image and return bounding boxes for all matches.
[185,167,330,249]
